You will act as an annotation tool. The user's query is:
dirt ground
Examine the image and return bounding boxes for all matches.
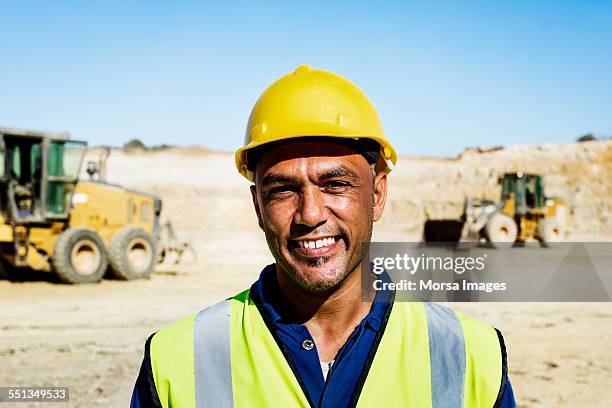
[1,143,611,407]
[1,230,611,407]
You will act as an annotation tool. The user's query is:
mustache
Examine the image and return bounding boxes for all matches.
[288,224,342,240]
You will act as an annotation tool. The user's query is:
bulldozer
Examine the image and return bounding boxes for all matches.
[0,127,162,283]
[423,172,567,247]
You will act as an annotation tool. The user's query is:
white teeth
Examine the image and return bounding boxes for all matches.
[298,237,337,249]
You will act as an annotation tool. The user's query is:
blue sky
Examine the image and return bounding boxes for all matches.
[1,1,610,156]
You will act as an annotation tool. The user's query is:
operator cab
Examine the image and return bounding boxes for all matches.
[500,172,545,215]
[0,128,86,223]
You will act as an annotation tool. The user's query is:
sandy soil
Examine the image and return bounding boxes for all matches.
[1,230,611,407]
[1,143,611,407]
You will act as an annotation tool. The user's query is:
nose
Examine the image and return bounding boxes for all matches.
[293,186,328,228]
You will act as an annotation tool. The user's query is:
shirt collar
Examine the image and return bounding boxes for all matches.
[250,264,284,326]
[250,264,393,331]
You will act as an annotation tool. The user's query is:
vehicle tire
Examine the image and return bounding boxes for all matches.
[52,228,108,284]
[538,218,564,244]
[108,227,156,280]
[484,213,518,249]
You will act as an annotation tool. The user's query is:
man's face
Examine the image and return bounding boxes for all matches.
[251,140,388,294]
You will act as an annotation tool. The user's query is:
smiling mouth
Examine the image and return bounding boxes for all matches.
[296,236,337,249]
[290,235,344,255]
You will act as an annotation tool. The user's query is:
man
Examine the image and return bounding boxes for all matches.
[131,65,516,407]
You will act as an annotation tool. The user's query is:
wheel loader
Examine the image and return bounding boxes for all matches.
[0,127,161,283]
[423,172,567,248]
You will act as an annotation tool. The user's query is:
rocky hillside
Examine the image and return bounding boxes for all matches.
[385,140,612,235]
[84,140,612,237]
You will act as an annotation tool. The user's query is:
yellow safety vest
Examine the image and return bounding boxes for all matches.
[149,289,507,408]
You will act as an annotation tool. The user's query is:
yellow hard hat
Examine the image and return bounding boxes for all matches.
[235,65,397,181]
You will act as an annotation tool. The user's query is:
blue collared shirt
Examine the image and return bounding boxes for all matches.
[247,264,516,408]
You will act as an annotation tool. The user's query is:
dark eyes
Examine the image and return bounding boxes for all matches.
[267,185,299,196]
[264,181,352,199]
[323,181,351,190]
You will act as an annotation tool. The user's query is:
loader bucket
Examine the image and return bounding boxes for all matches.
[423,220,465,242]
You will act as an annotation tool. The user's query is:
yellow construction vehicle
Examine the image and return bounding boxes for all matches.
[423,172,567,247]
[0,127,160,283]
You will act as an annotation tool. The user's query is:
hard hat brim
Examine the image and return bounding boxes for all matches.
[235,134,397,182]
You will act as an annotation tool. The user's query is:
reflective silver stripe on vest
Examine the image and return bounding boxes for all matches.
[194,299,233,408]
[424,302,466,408]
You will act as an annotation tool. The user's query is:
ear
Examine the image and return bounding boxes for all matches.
[372,172,388,222]
[250,185,264,230]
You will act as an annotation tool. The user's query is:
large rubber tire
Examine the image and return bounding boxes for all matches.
[484,213,518,249]
[538,218,564,244]
[108,227,156,280]
[52,228,108,284]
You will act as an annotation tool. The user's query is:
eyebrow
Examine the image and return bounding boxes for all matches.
[319,165,359,181]
[260,173,300,187]
[260,165,360,187]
